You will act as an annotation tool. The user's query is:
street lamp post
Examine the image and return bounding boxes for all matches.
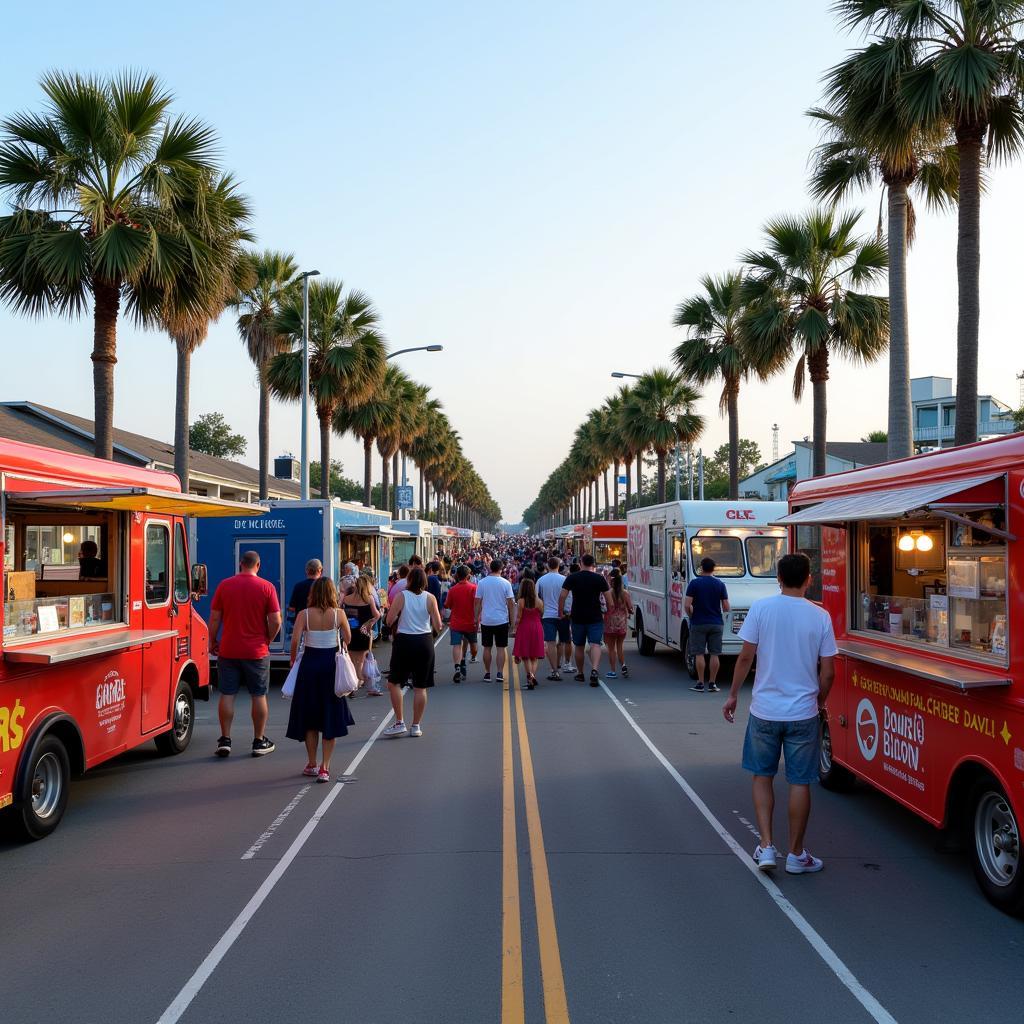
[298,269,320,500]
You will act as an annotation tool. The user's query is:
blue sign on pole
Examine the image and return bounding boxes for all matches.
[617,475,627,486]
[396,485,415,510]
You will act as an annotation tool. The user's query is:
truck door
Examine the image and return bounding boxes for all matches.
[667,529,686,649]
[235,539,285,653]
[141,519,176,733]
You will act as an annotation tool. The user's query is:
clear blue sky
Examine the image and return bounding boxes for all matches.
[2,1,1022,520]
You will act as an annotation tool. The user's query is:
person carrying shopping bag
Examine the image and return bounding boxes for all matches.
[286,578,353,782]
[343,574,382,696]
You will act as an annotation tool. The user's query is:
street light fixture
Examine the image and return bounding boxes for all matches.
[387,344,444,360]
[611,371,640,379]
[298,269,320,500]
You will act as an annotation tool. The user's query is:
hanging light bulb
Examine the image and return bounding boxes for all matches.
[898,533,915,552]
[916,533,934,552]
[62,531,75,544]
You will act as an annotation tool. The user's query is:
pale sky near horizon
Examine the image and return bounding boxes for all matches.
[2,1,1023,521]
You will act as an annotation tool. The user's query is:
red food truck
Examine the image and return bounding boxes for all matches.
[0,437,265,839]
[780,432,1024,912]
[582,521,627,568]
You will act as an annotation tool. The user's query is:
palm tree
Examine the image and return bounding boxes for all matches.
[162,173,253,490]
[623,369,704,503]
[230,251,298,498]
[0,71,221,459]
[376,370,421,515]
[833,1,1024,445]
[811,49,959,460]
[268,280,386,499]
[742,209,890,477]
[673,272,751,499]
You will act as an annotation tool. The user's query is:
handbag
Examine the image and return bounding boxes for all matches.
[335,645,360,697]
[281,653,301,699]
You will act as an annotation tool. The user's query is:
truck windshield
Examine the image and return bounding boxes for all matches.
[746,536,786,577]
[690,535,744,577]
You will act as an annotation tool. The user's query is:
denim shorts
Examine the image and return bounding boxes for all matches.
[742,713,821,785]
[542,617,571,643]
[450,628,478,646]
[217,656,271,697]
[570,621,604,647]
[688,623,724,656]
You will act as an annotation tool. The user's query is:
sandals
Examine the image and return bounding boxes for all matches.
[526,675,538,690]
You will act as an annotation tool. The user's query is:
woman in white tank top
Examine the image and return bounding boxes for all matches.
[382,567,443,738]
[286,578,353,781]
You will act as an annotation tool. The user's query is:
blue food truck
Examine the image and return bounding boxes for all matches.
[192,499,398,662]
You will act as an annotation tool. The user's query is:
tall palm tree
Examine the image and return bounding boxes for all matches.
[162,173,253,490]
[0,71,221,459]
[742,209,890,477]
[376,370,420,515]
[230,250,298,498]
[269,280,386,500]
[623,369,704,503]
[673,272,751,499]
[811,49,959,460]
[833,1,1024,445]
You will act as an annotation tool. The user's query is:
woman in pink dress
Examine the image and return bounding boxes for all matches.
[513,578,545,690]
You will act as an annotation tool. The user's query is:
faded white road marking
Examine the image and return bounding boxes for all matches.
[241,785,312,860]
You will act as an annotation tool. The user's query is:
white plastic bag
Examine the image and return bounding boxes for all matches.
[334,646,360,697]
[281,654,301,699]
[364,652,382,692]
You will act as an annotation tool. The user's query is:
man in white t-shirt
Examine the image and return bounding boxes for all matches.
[474,560,516,683]
[537,556,571,681]
[723,552,837,876]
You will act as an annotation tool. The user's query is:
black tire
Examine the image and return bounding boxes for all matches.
[13,734,71,840]
[155,681,195,756]
[635,612,656,656]
[818,717,855,792]
[680,625,698,679]
[969,778,1024,916]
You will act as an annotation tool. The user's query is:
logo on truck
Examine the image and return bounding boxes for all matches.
[856,698,879,761]
[726,509,755,521]
[0,699,26,752]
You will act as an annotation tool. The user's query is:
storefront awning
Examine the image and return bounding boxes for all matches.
[12,487,268,518]
[340,525,407,538]
[775,473,1005,527]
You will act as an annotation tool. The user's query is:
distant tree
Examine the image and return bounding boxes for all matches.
[310,460,385,506]
[861,430,888,443]
[189,413,247,459]
[701,440,765,500]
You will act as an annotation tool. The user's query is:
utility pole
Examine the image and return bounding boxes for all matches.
[771,422,779,464]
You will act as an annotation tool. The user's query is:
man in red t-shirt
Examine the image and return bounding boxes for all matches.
[444,564,478,682]
[208,550,283,758]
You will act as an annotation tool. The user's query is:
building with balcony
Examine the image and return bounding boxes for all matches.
[912,376,1014,449]
[740,440,889,501]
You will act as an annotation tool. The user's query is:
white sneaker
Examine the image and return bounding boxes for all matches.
[786,849,823,874]
[409,724,423,737]
[382,722,407,738]
[753,844,777,871]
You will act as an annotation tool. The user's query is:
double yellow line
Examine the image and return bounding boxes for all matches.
[502,661,570,1024]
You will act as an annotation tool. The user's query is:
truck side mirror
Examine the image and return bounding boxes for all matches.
[191,563,208,598]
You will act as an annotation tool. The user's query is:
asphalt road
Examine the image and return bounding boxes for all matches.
[3,635,1023,1024]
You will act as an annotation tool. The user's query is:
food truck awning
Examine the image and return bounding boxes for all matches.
[340,525,407,538]
[11,487,268,518]
[775,473,1005,527]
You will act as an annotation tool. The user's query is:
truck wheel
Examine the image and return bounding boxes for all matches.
[680,626,698,679]
[970,778,1024,915]
[635,612,656,656]
[13,735,70,840]
[818,719,854,792]
[155,681,195,756]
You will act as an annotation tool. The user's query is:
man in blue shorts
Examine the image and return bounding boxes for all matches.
[558,553,609,687]
[684,557,730,692]
[723,552,837,875]
[537,556,571,681]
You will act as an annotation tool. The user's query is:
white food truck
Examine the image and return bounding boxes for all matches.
[626,500,788,676]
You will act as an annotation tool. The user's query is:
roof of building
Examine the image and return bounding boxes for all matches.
[0,402,301,497]
[794,440,889,466]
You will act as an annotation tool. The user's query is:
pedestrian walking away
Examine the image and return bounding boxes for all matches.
[513,577,545,689]
[444,564,478,682]
[383,567,444,737]
[286,558,323,633]
[208,550,283,758]
[474,559,516,683]
[685,556,730,692]
[602,569,633,679]
[286,578,354,782]
[559,553,609,686]
[537,556,572,681]
[343,574,382,695]
[723,552,837,875]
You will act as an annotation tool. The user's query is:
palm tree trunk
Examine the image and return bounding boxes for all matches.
[636,453,643,507]
[392,452,400,515]
[91,278,121,461]
[381,456,390,515]
[657,451,667,503]
[886,180,913,460]
[173,342,191,492]
[625,458,632,512]
[363,436,373,506]
[319,411,331,499]
[954,129,982,447]
[612,459,620,517]
[808,348,830,477]
[258,368,271,500]
[603,469,610,520]
[727,376,740,500]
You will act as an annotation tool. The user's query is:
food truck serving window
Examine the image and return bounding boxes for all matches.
[592,540,625,564]
[852,506,1008,663]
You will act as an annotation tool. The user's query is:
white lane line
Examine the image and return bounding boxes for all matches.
[156,630,448,1024]
[600,681,898,1024]
[240,785,313,860]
